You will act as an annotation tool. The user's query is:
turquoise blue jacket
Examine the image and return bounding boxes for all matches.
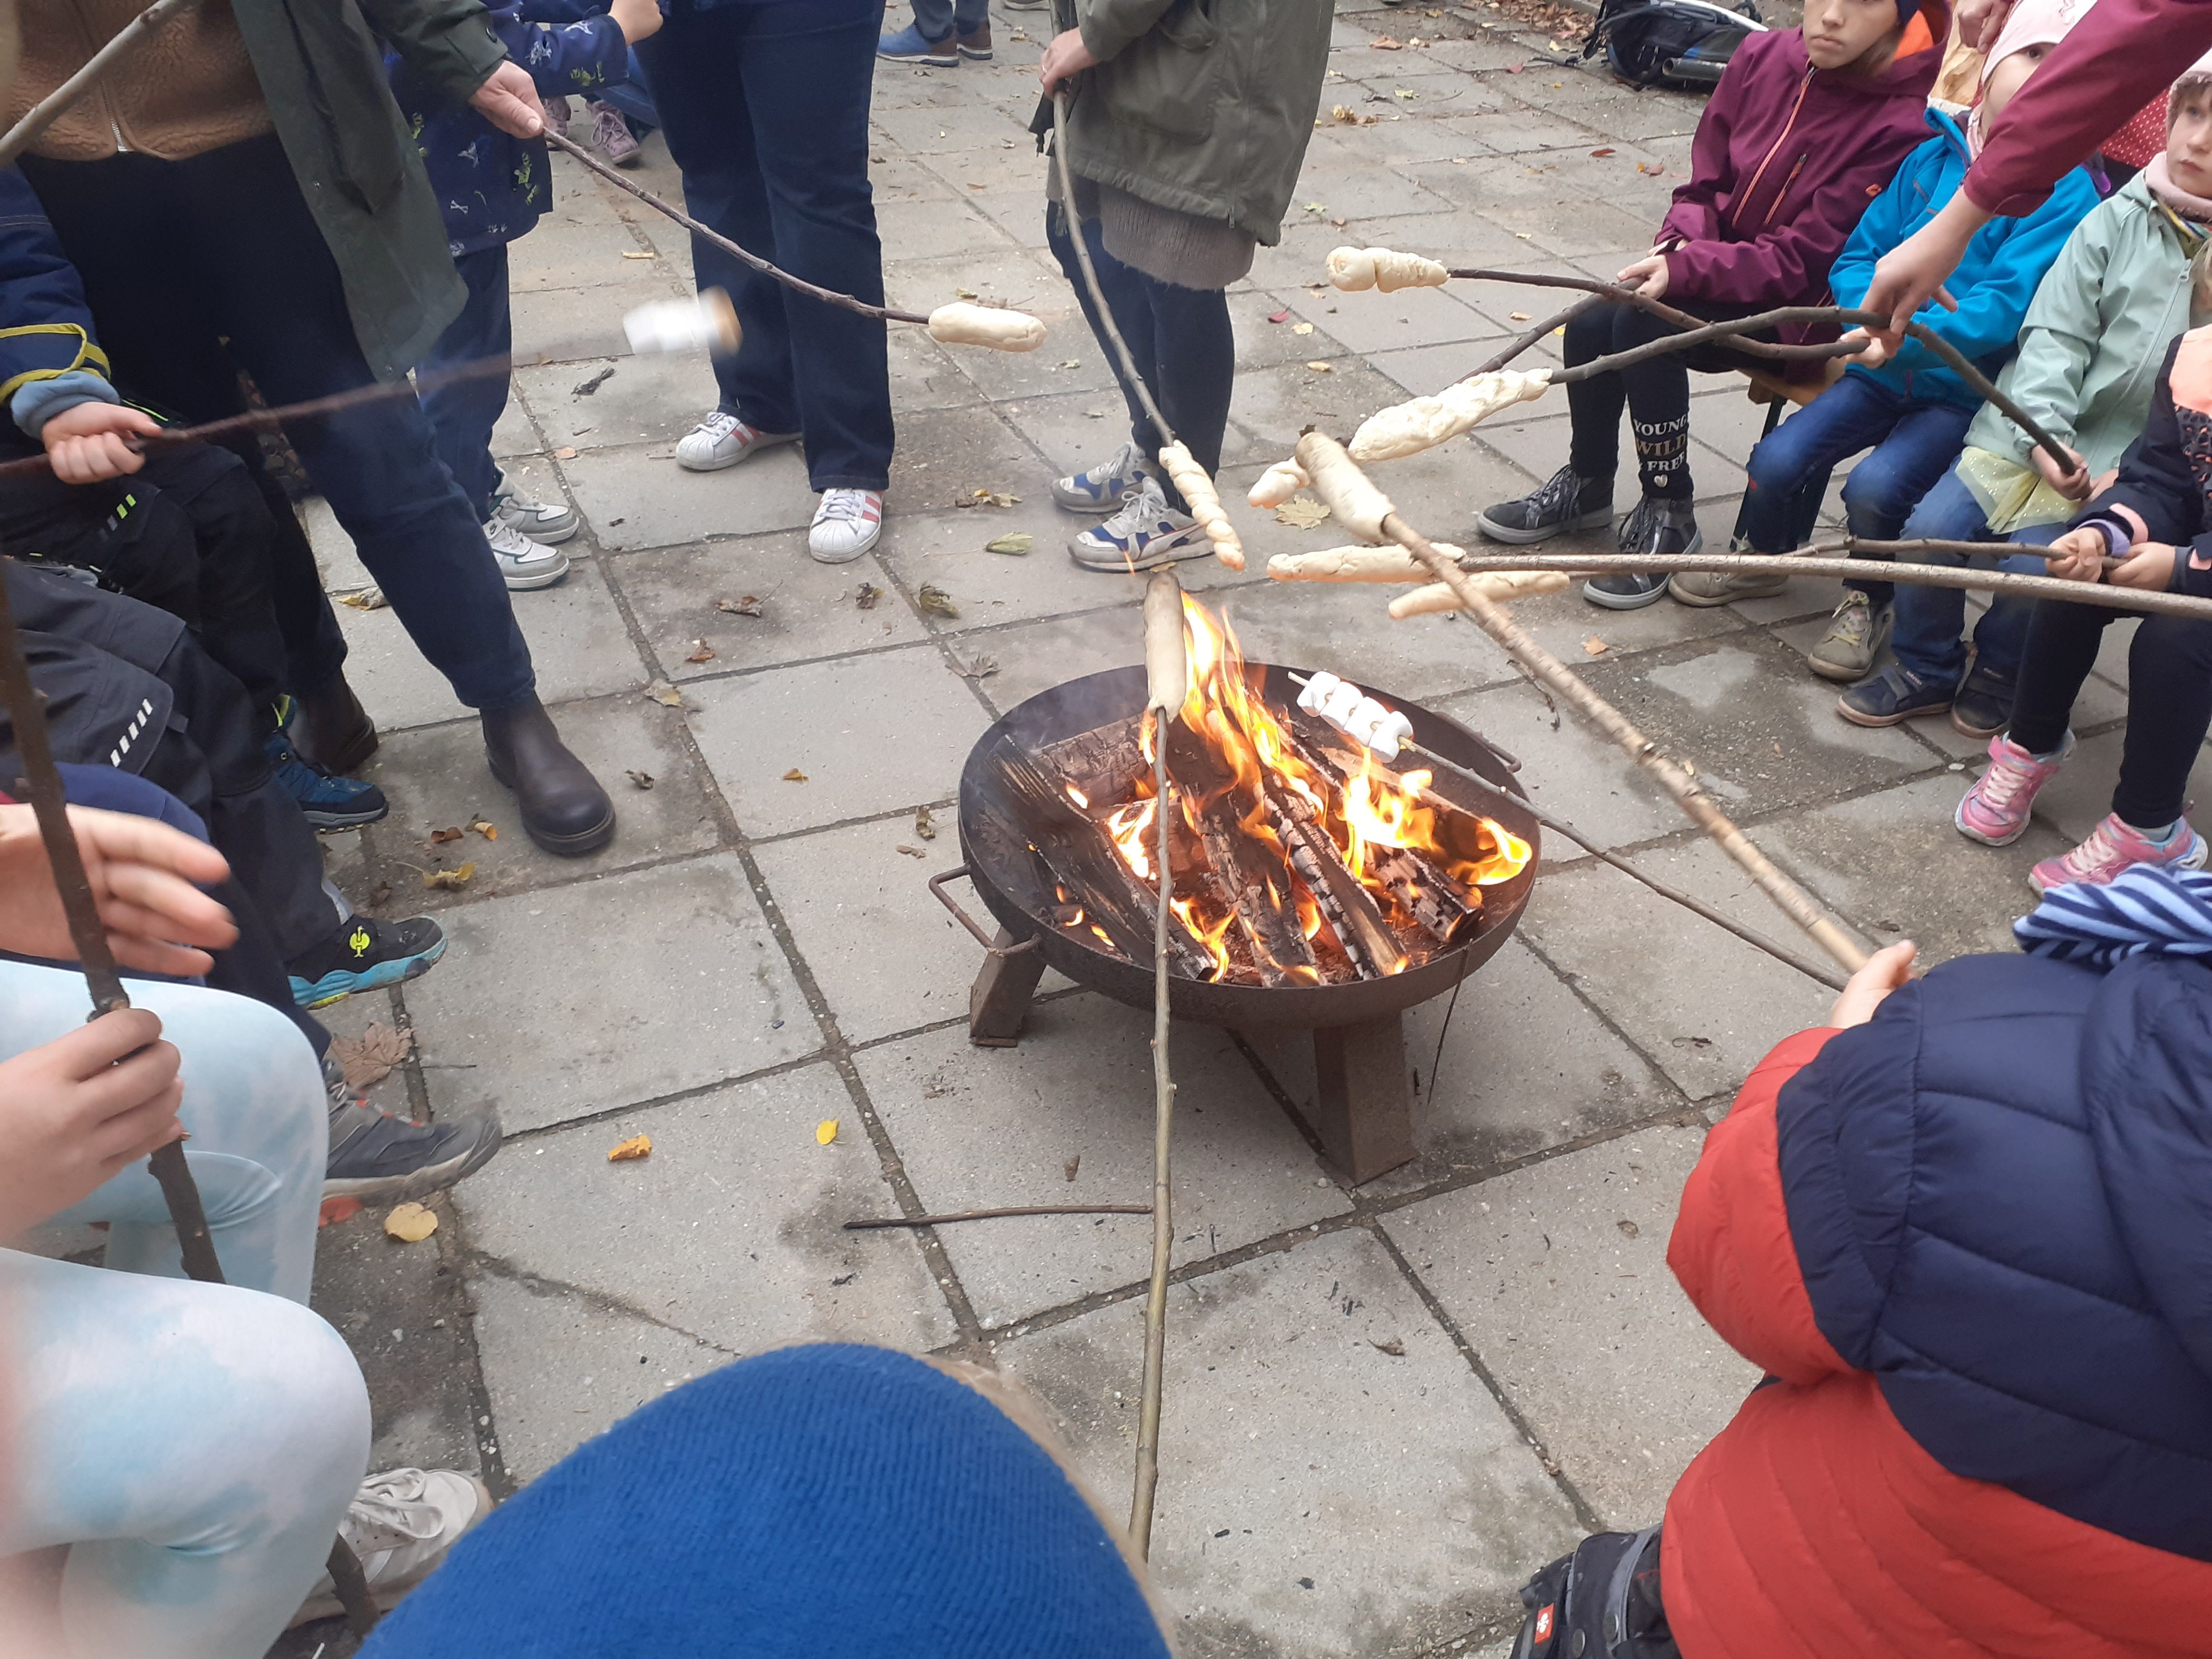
[1828,110,2101,410]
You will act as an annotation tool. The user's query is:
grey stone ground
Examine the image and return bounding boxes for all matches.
[278,3,2162,1653]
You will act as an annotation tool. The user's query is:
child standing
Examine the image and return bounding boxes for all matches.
[1953,323,2212,890]
[1849,60,2212,736]
[1478,0,1948,609]
[1669,0,2098,683]
[387,0,663,590]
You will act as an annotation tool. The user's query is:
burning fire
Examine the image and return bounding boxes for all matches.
[1073,595,1530,983]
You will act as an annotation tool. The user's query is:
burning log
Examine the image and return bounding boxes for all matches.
[1161,720,1321,987]
[1037,722,1148,809]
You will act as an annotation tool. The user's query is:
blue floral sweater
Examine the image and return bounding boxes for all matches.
[385,1,633,258]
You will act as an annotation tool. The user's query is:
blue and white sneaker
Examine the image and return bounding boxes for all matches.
[1052,440,1151,513]
[877,21,958,64]
[266,731,387,829]
[287,914,447,1010]
[1067,476,1207,571]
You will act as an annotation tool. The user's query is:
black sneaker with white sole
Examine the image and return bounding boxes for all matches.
[1585,495,1701,610]
[1477,465,1613,544]
[326,1095,503,1201]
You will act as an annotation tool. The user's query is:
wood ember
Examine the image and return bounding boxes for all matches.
[1163,719,1320,987]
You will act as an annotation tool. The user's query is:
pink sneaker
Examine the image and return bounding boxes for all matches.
[541,95,571,140]
[2030,812,2210,894]
[589,102,641,167]
[1955,732,2071,847]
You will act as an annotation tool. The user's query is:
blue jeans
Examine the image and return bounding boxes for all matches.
[636,3,894,492]
[19,138,538,712]
[908,0,989,36]
[1044,205,1235,505]
[1890,464,2054,688]
[421,244,513,522]
[1740,373,1974,607]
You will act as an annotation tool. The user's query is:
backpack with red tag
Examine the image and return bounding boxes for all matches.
[1511,1527,1678,1659]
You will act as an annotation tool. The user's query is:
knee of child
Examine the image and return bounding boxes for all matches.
[223,1295,372,1500]
[1840,455,1913,528]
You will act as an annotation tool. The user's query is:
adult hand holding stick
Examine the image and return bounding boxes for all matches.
[467,59,546,139]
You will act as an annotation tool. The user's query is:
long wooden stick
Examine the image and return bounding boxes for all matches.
[845,1204,1152,1230]
[1474,295,1600,375]
[0,0,204,169]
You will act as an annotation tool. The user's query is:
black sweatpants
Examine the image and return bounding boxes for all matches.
[1565,299,1772,502]
[2008,600,2212,828]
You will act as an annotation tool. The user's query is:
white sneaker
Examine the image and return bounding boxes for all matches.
[487,515,570,590]
[674,412,801,473]
[1051,439,1149,513]
[1067,476,1205,570]
[809,489,884,563]
[287,1467,491,1628]
[490,468,579,544]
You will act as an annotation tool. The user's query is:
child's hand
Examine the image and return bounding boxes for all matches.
[0,804,235,974]
[608,0,662,44]
[2112,541,2178,590]
[42,401,160,485]
[1837,327,1890,368]
[2041,526,2111,584]
[2031,442,2093,500]
[1828,940,1915,1029]
[0,1010,184,1238]
[1615,253,1669,300]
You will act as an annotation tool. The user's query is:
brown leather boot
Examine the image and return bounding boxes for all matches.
[291,674,378,775]
[481,698,615,856]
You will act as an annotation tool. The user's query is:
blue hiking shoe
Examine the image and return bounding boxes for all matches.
[1052,440,1151,513]
[1836,663,1952,728]
[288,914,446,1010]
[878,22,958,64]
[266,731,387,829]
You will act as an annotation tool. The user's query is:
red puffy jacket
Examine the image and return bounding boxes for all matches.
[1662,1026,2212,1659]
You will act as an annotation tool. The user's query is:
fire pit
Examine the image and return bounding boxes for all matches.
[931,598,1540,1184]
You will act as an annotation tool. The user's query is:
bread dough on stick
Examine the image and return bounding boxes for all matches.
[925,302,1047,352]
[1157,441,1244,569]
[1294,431,1394,543]
[1247,458,1312,509]
[1389,572,1570,617]
[1326,246,1451,293]
[1143,570,1190,714]
[1348,369,1553,462]
[1267,544,1468,583]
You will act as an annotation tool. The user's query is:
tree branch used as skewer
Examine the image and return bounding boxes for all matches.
[845,1204,1152,1230]
[1452,267,1858,363]
[1473,294,1601,376]
[0,0,205,169]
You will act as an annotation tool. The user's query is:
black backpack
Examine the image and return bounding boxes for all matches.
[1581,0,1765,91]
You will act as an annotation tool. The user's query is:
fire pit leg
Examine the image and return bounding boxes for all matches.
[969,929,1047,1048]
[1309,1014,1417,1185]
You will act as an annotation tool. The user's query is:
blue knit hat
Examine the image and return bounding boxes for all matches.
[362,1345,1174,1657]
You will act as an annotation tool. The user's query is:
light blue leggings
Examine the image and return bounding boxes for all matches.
[0,961,370,1659]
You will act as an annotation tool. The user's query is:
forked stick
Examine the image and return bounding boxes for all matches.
[1294,432,1872,975]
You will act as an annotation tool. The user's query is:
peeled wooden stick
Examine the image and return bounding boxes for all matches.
[1327,246,1451,292]
[1300,432,1871,974]
[1390,573,1568,616]
[1159,442,1243,570]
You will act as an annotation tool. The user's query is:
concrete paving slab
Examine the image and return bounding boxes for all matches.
[407,854,819,1134]
[857,993,1348,1325]
[685,644,996,837]
[457,1064,956,1355]
[515,352,717,451]
[995,1227,1584,1652]
[615,533,926,678]
[559,439,819,551]
[1384,1125,1757,1527]
[877,497,1150,631]
[1286,281,1496,358]
[2022,726,2212,848]
[1204,574,1519,704]
[888,401,1037,508]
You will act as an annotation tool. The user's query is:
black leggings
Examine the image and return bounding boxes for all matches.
[1565,298,1769,502]
[2009,600,2212,828]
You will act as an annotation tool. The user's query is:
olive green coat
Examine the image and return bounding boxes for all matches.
[235,0,506,378]
[1057,0,1333,246]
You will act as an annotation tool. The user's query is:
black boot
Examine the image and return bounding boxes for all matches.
[482,697,616,855]
[290,672,378,774]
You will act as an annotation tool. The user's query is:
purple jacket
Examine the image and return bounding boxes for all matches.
[1658,8,1948,348]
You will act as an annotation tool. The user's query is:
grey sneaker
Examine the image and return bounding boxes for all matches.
[1477,464,1613,544]
[1807,592,1892,682]
[491,467,579,544]
[1668,537,1788,606]
[1068,476,1206,570]
[1585,495,1699,610]
[326,1092,503,1201]
[1052,440,1150,513]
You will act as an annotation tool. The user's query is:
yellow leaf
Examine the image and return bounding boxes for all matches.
[1583,637,1610,656]
[1306,360,1334,373]
[914,805,938,841]
[423,862,476,890]
[1292,322,1314,335]
[645,679,686,708]
[607,1134,653,1162]
[1274,497,1333,529]
[469,819,497,841]
[384,1201,438,1242]
[783,768,808,782]
[984,532,1033,555]
[816,1117,840,1145]
[1509,311,1533,322]
[337,586,387,611]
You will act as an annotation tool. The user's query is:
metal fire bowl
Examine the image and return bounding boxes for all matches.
[947,664,1540,1030]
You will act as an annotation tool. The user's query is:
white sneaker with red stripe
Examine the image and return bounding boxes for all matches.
[809,488,883,562]
[674,412,800,473]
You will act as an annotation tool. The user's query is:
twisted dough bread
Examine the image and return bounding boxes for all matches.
[1348,369,1553,462]
[1326,246,1451,293]
[1388,572,1570,617]
[1157,442,1244,569]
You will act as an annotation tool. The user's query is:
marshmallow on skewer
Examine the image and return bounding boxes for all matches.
[1349,368,1553,462]
[1158,441,1244,569]
[1326,246,1451,293]
[1248,458,1312,510]
[1296,670,1416,760]
[623,288,741,356]
[925,301,1048,352]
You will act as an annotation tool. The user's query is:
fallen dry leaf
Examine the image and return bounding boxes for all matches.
[1617,1218,1641,1238]
[685,638,718,663]
[1057,358,1080,370]
[554,445,578,459]
[1372,34,1403,48]
[1064,1154,1080,1182]
[855,582,882,610]
[1583,637,1610,656]
[716,595,764,617]
[423,862,476,891]
[915,805,938,841]
[917,583,960,618]
[337,586,387,611]
[955,286,978,299]
[430,826,464,845]
[783,767,808,782]
[1292,321,1315,335]
[1509,311,1533,322]
[1275,497,1333,529]
[1393,87,1417,99]
[330,1021,413,1090]
[318,1195,362,1229]
[958,655,999,679]
[895,843,925,857]
[645,679,686,708]
[469,819,498,841]
[1682,759,1697,776]
[607,1134,653,1162]
[1306,360,1334,373]
[1370,1336,1407,1357]
[1590,147,1617,158]
[626,769,656,789]
[573,366,615,396]
[384,1201,438,1242]
[1268,308,1291,323]
[984,532,1033,556]
[816,1118,840,1146]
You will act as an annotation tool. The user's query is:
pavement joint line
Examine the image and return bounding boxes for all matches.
[462,1246,746,1362]
[432,1204,520,1503]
